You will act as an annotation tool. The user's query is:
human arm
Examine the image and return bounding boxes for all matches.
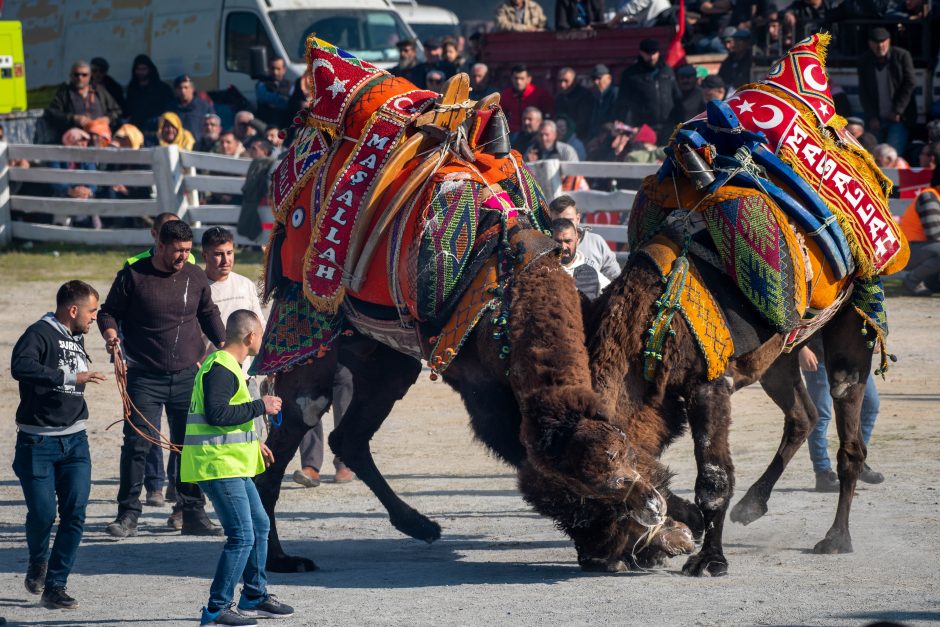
[256,81,289,108]
[798,346,818,371]
[11,330,65,387]
[202,363,268,426]
[495,4,531,31]
[196,279,226,348]
[42,86,75,132]
[531,0,548,30]
[97,267,131,350]
[892,49,917,120]
[98,86,123,126]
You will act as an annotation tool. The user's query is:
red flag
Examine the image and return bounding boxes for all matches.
[666,0,686,67]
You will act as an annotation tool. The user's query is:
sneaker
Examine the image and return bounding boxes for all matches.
[333,467,356,483]
[814,470,840,493]
[165,483,177,503]
[25,561,47,595]
[145,490,165,507]
[292,468,321,488]
[167,508,183,530]
[860,463,885,484]
[106,513,138,538]
[201,603,257,626]
[40,586,79,610]
[182,512,224,537]
[238,593,294,619]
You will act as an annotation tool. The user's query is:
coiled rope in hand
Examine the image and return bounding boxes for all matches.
[105,342,181,453]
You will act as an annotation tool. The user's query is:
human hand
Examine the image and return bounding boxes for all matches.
[112,184,128,195]
[104,334,120,355]
[77,371,107,384]
[260,442,275,467]
[72,114,91,127]
[798,346,818,371]
[262,395,282,415]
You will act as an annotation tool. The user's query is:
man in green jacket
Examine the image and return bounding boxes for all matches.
[181,310,294,626]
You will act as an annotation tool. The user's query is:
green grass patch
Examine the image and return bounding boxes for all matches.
[0,242,264,284]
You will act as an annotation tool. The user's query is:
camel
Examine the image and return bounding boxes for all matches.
[252,37,673,573]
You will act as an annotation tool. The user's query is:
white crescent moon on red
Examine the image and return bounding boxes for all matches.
[802,63,828,91]
[752,105,783,129]
[311,59,334,75]
[392,96,415,112]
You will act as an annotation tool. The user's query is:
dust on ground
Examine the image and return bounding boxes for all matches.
[1,280,938,626]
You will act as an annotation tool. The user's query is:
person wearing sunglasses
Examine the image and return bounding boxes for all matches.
[41,60,122,142]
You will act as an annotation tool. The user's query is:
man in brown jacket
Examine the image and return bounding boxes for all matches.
[494,0,548,31]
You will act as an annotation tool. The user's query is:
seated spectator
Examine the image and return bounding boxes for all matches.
[234,110,260,146]
[463,32,484,70]
[103,124,149,220]
[701,74,727,102]
[556,0,604,30]
[83,117,112,147]
[442,39,463,72]
[898,162,940,295]
[845,116,878,153]
[873,143,910,169]
[266,126,284,151]
[588,64,619,138]
[125,54,174,133]
[51,129,99,229]
[494,0,548,32]
[718,29,754,91]
[390,39,425,88]
[214,130,247,158]
[422,38,458,80]
[552,218,610,300]
[246,136,275,160]
[609,0,672,26]
[172,75,216,142]
[500,64,554,133]
[623,124,665,163]
[90,57,126,112]
[42,61,122,141]
[555,67,593,144]
[155,112,195,151]
[918,141,940,170]
[555,115,587,160]
[113,124,144,150]
[195,114,222,152]
[425,69,445,93]
[783,0,829,45]
[470,63,499,99]
[256,56,292,127]
[549,195,621,279]
[525,120,579,162]
[674,64,705,121]
[511,106,543,153]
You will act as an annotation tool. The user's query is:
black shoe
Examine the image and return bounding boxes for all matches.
[165,484,177,503]
[182,513,224,537]
[860,463,885,484]
[145,490,165,507]
[40,586,78,610]
[25,561,47,595]
[814,470,840,493]
[237,592,294,619]
[201,603,257,626]
[106,513,138,538]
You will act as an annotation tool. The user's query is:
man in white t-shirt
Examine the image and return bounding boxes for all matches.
[552,218,610,300]
[549,195,621,281]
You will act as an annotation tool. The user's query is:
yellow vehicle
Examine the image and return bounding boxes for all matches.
[0,20,27,113]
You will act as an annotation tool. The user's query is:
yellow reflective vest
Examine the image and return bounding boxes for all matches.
[180,350,265,482]
[125,248,196,267]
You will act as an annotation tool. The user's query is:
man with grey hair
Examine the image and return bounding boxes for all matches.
[511,106,543,153]
[525,119,579,162]
[195,114,223,152]
[470,63,498,98]
[42,60,122,139]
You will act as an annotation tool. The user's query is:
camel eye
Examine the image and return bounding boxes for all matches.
[291,207,305,228]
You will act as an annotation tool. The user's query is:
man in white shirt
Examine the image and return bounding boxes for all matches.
[549,195,621,281]
[552,218,610,300]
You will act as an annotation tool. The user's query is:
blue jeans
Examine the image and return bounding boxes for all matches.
[199,477,270,611]
[804,363,880,474]
[12,430,91,588]
[880,119,909,156]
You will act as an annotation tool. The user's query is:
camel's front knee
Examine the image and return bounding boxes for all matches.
[696,462,733,511]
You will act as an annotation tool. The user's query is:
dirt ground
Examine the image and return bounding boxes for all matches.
[1,279,938,626]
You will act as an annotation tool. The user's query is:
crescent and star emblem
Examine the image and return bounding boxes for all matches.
[802,63,828,91]
[392,96,415,112]
[751,105,784,129]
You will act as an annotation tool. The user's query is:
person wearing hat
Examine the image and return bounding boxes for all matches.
[701,74,727,103]
[420,38,458,82]
[782,0,830,45]
[609,0,671,27]
[718,29,754,91]
[390,39,425,88]
[556,0,604,30]
[42,60,122,142]
[845,116,878,153]
[172,75,216,142]
[616,38,682,144]
[588,64,619,138]
[674,64,705,121]
[494,0,547,32]
[857,26,916,154]
[90,57,126,112]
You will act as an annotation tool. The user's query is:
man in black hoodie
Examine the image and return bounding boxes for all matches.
[12,280,107,610]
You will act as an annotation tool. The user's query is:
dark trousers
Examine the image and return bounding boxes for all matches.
[144,419,166,493]
[13,430,91,588]
[117,366,205,519]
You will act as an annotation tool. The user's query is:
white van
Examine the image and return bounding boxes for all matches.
[3,0,418,103]
[391,0,460,43]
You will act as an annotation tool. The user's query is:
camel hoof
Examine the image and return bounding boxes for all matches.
[681,551,728,577]
[266,554,318,573]
[579,557,628,573]
[390,511,442,544]
[730,495,767,526]
[813,530,853,554]
[655,521,696,556]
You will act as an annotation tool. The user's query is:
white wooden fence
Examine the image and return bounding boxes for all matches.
[0,142,251,249]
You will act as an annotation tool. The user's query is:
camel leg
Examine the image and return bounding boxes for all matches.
[255,354,338,573]
[682,378,735,577]
[326,336,437,542]
[731,349,819,525]
[813,306,872,554]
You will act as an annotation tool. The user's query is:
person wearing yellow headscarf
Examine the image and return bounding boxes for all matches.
[157,112,195,151]
[113,124,145,150]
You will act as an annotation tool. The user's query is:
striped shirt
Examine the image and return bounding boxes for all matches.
[916,190,940,241]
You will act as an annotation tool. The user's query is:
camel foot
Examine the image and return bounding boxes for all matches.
[666,494,705,540]
[653,520,696,556]
[813,529,853,554]
[681,550,728,577]
[266,553,318,573]
[579,557,628,573]
[389,510,442,543]
[729,494,768,526]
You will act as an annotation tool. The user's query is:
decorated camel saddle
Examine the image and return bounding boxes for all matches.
[629,33,909,380]
[252,37,552,377]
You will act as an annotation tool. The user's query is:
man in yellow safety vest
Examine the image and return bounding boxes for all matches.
[181,310,294,626]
